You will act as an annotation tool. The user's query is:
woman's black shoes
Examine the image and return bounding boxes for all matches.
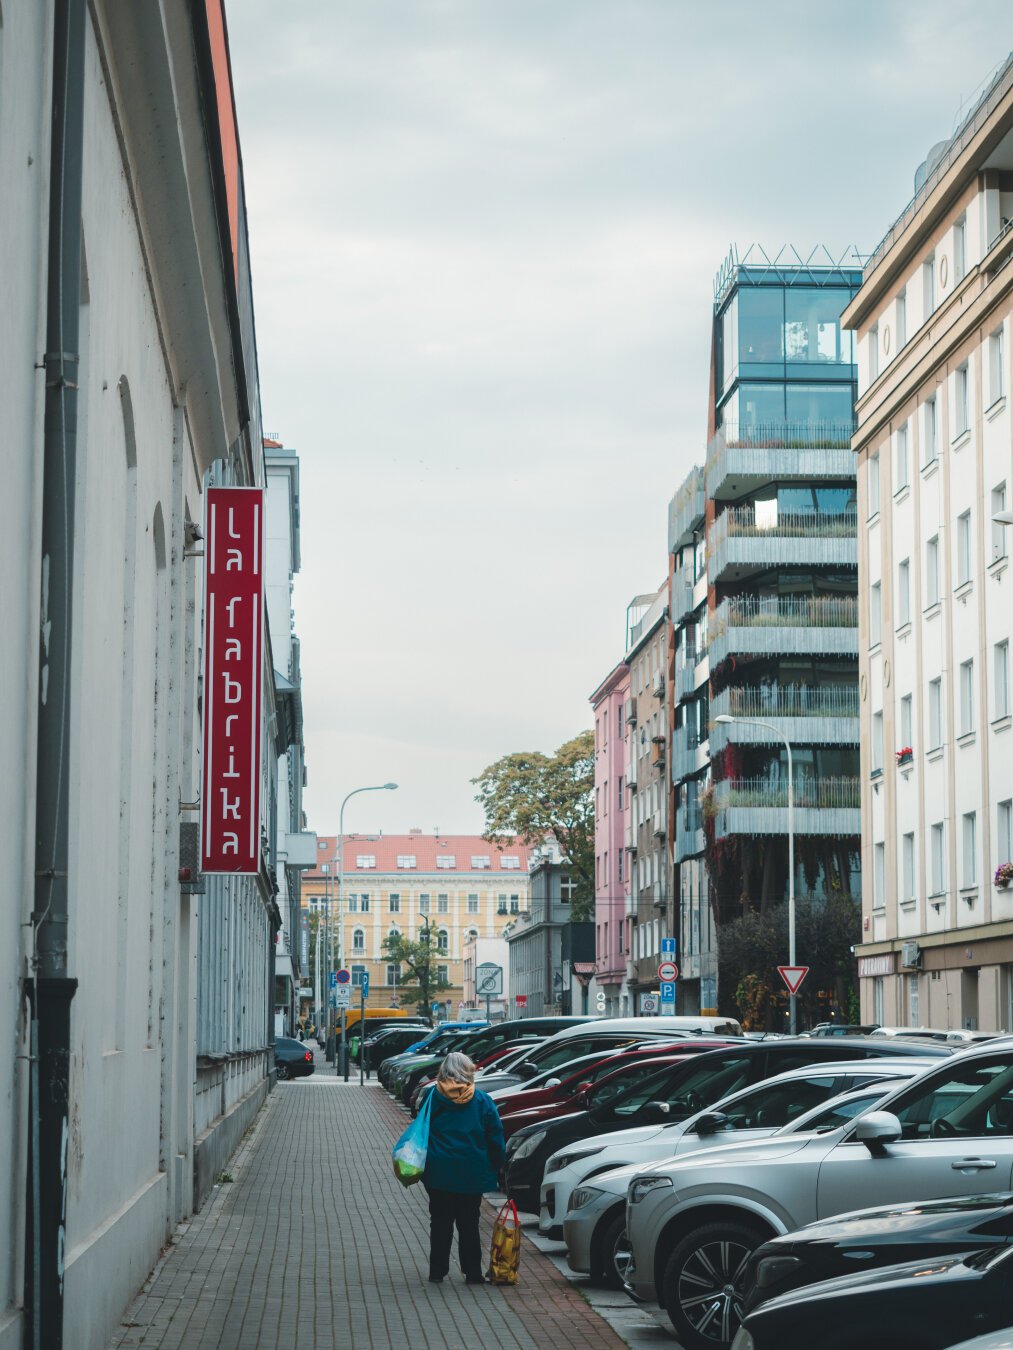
[464,1274,486,1285]
[428,1275,444,1284]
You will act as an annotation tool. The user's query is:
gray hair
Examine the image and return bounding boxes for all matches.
[437,1052,476,1084]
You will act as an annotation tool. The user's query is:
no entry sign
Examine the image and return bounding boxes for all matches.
[658,960,679,982]
[201,487,264,873]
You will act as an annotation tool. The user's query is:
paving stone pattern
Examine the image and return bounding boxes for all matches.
[109,1078,625,1349]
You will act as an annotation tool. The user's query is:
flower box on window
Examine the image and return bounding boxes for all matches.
[995,861,1013,890]
[895,746,913,767]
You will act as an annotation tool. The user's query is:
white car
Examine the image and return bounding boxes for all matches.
[559,1073,922,1290]
[541,1058,930,1244]
[624,1042,1013,1350]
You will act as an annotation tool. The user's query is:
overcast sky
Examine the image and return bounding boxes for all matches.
[228,1,1011,838]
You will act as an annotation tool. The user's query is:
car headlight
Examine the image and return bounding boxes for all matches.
[628,1175,673,1205]
[754,1254,803,1289]
[546,1146,603,1175]
[511,1129,547,1161]
[568,1186,605,1212]
[730,1327,754,1350]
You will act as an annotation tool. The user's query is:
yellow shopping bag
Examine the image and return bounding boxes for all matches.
[487,1199,521,1285]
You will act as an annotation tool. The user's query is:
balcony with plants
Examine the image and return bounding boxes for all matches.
[706,419,855,500]
[704,739,860,843]
[710,682,860,752]
[708,500,857,581]
[708,592,858,666]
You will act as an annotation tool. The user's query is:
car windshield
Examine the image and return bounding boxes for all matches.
[699,1075,844,1133]
[783,1088,894,1133]
[611,1054,754,1119]
[887,1058,1013,1139]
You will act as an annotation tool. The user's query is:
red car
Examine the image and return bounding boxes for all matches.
[497,1044,736,1140]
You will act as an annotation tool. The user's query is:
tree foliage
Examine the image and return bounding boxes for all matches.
[472,731,595,920]
[381,930,452,1014]
[718,893,860,1029]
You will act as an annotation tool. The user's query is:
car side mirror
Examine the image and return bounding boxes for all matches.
[518,1062,539,1079]
[695,1111,728,1136]
[544,1077,562,1090]
[640,1100,672,1124]
[854,1111,902,1154]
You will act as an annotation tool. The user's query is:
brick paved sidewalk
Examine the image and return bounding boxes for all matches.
[108,1081,626,1350]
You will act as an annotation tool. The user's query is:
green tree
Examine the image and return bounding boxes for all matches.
[472,731,595,920]
[381,929,452,1015]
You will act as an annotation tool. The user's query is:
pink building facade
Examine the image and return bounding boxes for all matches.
[590,661,631,1015]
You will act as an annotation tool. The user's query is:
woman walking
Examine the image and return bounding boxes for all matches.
[423,1051,506,1284]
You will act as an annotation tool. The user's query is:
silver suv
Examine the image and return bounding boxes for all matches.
[624,1044,1013,1350]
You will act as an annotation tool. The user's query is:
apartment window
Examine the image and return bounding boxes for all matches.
[437,964,449,984]
[874,842,885,907]
[992,484,1008,562]
[347,895,358,914]
[954,364,970,437]
[618,776,624,809]
[436,855,456,869]
[560,874,576,903]
[617,846,624,884]
[998,799,1013,864]
[923,255,936,316]
[926,536,940,607]
[388,893,401,914]
[352,928,365,953]
[467,894,479,914]
[437,894,449,913]
[923,396,938,465]
[351,964,367,987]
[396,855,416,869]
[909,972,920,1026]
[931,822,945,894]
[869,325,879,383]
[873,977,885,1026]
[896,289,907,348]
[902,832,916,903]
[898,559,911,626]
[509,895,520,914]
[895,422,909,490]
[868,452,881,517]
[385,964,401,986]
[929,677,943,749]
[954,216,966,283]
[870,581,882,647]
[436,930,448,954]
[497,895,508,915]
[957,510,972,586]
[900,693,913,748]
[471,855,490,869]
[960,659,975,735]
[990,327,1005,404]
[356,854,376,869]
[996,641,1010,720]
[872,711,884,774]
[499,855,520,870]
[963,811,977,888]
[419,895,432,917]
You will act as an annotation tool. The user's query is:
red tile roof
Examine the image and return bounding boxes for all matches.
[305,834,536,879]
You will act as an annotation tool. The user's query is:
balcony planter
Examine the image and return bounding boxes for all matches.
[895,747,913,768]
[995,862,1013,890]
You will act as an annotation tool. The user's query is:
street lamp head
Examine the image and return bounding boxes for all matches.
[714,714,735,724]
[383,782,399,790]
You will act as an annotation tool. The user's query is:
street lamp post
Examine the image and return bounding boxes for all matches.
[714,714,797,1035]
[334,782,398,1077]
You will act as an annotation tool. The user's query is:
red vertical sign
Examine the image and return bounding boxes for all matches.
[201,487,264,873]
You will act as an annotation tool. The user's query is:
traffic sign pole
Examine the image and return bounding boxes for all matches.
[359,982,365,1086]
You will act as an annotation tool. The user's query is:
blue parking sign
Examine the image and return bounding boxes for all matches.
[361,971,370,999]
[660,981,676,1000]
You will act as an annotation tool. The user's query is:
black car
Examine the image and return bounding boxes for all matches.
[743,1192,1013,1314]
[731,1241,1013,1350]
[357,1024,430,1070]
[275,1036,315,1080]
[504,1037,949,1213]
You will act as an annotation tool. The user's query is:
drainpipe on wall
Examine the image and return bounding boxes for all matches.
[26,1,87,1346]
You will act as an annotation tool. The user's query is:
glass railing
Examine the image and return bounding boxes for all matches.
[709,420,856,454]
[711,506,857,544]
[712,595,858,632]
[714,685,860,719]
[713,776,861,810]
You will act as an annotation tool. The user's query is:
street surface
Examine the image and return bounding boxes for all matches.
[107,1049,675,1349]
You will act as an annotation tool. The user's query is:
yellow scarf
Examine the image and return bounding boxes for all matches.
[437,1079,475,1105]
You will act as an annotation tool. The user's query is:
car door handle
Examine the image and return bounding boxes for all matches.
[951,1158,997,1171]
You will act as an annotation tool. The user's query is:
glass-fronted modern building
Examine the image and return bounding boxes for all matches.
[670,253,863,1021]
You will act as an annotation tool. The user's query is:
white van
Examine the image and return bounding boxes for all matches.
[551,1014,743,1040]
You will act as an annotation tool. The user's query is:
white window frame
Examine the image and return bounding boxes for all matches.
[923,397,938,466]
[960,658,975,735]
[872,710,884,773]
[868,452,881,517]
[396,855,417,870]
[963,811,977,888]
[992,484,1008,562]
[435,855,456,870]
[926,536,940,607]
[898,558,911,627]
[356,854,376,869]
[954,364,970,438]
[929,676,943,749]
[896,289,907,348]
[471,856,491,869]
[895,422,909,491]
[998,799,1013,865]
[902,832,916,903]
[870,581,882,647]
[957,510,972,586]
[923,255,936,317]
[995,640,1010,720]
[990,326,1005,405]
[954,216,966,284]
[931,822,945,895]
[900,693,913,748]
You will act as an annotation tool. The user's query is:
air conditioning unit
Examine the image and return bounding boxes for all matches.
[652,672,665,699]
[625,698,638,726]
[900,941,922,969]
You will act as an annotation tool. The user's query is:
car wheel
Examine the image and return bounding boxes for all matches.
[596,1208,633,1290]
[276,1063,290,1081]
[662,1219,765,1350]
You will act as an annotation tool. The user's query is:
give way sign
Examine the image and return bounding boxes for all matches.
[777,965,809,995]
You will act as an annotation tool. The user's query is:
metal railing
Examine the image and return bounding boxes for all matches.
[713,776,861,810]
[864,52,1013,281]
[712,594,858,632]
[714,684,860,719]
[709,420,855,453]
[711,506,857,543]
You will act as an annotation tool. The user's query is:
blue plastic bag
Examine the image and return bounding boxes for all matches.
[392,1087,433,1187]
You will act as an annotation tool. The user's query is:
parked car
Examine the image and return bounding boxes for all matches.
[504,1036,949,1216]
[742,1190,1013,1314]
[377,1025,467,1086]
[809,1022,881,1037]
[948,1333,1013,1350]
[553,1061,931,1275]
[409,1037,548,1115]
[623,1042,1013,1350]
[274,1036,314,1081]
[868,1026,953,1041]
[729,1242,1013,1350]
[357,1023,432,1069]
